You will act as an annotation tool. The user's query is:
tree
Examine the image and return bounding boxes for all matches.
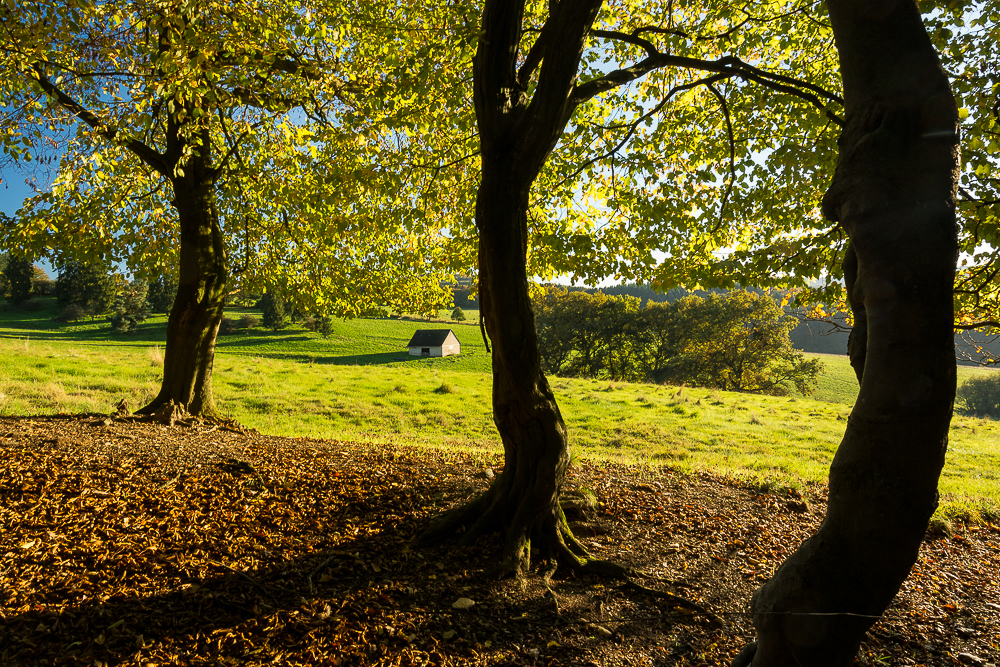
[55,261,118,318]
[259,291,288,332]
[110,278,151,333]
[417,0,842,576]
[731,0,959,664]
[0,0,467,417]
[147,274,178,315]
[31,265,54,296]
[450,307,467,321]
[534,287,641,380]
[3,255,33,305]
[535,287,822,392]
[660,290,822,395]
[956,374,1000,419]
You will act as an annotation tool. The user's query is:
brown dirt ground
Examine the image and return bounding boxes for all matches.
[0,414,997,667]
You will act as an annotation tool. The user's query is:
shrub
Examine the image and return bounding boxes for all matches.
[238,314,260,330]
[318,316,334,338]
[301,315,318,332]
[218,317,238,335]
[60,304,89,322]
[957,373,1000,418]
[451,307,467,321]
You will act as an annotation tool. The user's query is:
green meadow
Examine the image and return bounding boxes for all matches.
[1,297,997,520]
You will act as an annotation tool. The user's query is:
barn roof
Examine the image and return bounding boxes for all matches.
[406,329,458,347]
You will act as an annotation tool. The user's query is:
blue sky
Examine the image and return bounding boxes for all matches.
[0,171,34,216]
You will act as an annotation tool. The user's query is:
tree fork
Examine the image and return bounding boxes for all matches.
[732,0,959,664]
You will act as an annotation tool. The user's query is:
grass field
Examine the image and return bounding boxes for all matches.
[1,297,998,520]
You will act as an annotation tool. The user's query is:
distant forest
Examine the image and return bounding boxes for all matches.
[450,281,999,365]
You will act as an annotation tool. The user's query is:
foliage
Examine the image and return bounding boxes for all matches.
[318,315,334,339]
[58,303,88,323]
[260,292,288,332]
[55,262,118,318]
[925,0,1000,331]
[146,274,178,315]
[535,287,822,395]
[2,255,33,305]
[451,307,467,322]
[664,290,823,395]
[452,285,478,309]
[238,314,260,330]
[957,373,1000,419]
[110,279,151,333]
[31,266,54,297]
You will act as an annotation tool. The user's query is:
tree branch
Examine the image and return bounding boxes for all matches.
[517,24,551,89]
[573,38,843,127]
[707,82,736,231]
[955,321,1000,330]
[560,72,730,186]
[31,65,171,177]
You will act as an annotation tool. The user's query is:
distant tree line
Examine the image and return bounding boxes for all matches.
[1,252,55,307]
[533,286,823,395]
[0,254,178,333]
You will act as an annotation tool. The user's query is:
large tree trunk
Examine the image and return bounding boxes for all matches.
[421,162,576,575]
[733,1,959,665]
[138,137,228,418]
[418,0,605,577]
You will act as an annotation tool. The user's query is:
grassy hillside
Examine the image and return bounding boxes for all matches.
[1,298,998,520]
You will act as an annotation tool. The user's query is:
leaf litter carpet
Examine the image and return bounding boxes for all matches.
[0,415,998,667]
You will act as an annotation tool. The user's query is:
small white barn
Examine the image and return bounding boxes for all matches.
[406,329,461,357]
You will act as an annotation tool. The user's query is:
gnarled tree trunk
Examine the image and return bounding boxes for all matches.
[418,0,605,577]
[138,128,228,419]
[733,0,959,664]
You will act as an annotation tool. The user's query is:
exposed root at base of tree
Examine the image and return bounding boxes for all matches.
[616,579,726,628]
[418,485,724,629]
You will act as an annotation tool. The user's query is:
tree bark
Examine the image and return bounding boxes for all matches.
[138,128,227,419]
[418,0,605,576]
[733,1,959,665]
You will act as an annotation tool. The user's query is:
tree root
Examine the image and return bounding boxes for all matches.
[616,579,726,628]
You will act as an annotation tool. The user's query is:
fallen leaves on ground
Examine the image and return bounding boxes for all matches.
[0,415,998,666]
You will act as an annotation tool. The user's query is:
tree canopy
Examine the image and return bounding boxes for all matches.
[0,0,468,311]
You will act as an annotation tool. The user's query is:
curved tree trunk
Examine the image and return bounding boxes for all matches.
[418,0,605,577]
[733,1,959,664]
[138,131,228,419]
[421,162,576,575]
